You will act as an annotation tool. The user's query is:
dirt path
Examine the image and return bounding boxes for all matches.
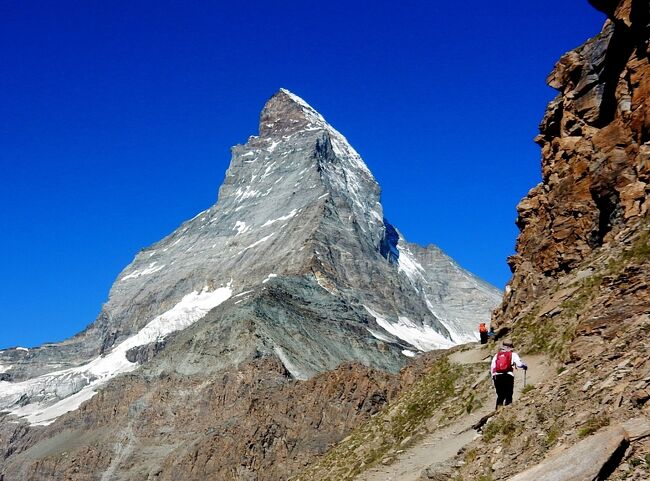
[354,345,553,481]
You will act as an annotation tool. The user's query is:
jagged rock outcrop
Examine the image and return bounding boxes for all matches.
[499,0,649,326]
[0,90,500,480]
[449,1,650,479]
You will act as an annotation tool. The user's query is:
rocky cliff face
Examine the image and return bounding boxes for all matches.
[452,0,650,479]
[499,0,649,328]
[0,90,500,480]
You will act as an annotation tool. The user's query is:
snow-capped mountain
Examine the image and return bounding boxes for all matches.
[0,89,500,430]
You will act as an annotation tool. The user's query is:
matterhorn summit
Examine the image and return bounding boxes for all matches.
[0,89,500,481]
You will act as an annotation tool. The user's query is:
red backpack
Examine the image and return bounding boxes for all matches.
[495,351,513,374]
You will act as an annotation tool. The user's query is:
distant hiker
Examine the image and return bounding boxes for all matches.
[488,326,495,340]
[479,322,489,344]
[491,339,527,409]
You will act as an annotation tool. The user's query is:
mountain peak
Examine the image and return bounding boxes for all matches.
[259,88,328,137]
[0,87,502,436]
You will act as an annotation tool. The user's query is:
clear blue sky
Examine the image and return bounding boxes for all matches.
[1,1,605,348]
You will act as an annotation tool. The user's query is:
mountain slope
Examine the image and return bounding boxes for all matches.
[286,2,649,480]
[0,89,500,480]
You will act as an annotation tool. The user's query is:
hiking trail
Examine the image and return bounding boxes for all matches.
[354,344,553,481]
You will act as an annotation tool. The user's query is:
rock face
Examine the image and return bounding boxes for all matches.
[500,0,649,326]
[508,422,646,481]
[0,90,500,480]
[450,1,650,479]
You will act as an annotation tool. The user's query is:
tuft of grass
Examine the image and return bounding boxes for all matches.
[483,414,519,443]
[544,421,564,449]
[389,358,460,441]
[465,393,476,414]
[511,268,609,360]
[622,229,650,263]
[606,228,650,274]
[464,448,478,463]
[511,310,552,354]
[577,415,610,438]
[521,384,535,395]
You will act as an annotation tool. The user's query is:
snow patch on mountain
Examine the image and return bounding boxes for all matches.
[236,233,275,256]
[0,285,233,425]
[122,262,165,281]
[262,274,278,284]
[261,209,298,227]
[366,328,394,344]
[233,221,251,235]
[364,306,455,351]
[424,297,479,344]
[397,244,426,283]
[274,346,308,380]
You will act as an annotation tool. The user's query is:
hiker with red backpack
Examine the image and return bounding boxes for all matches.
[491,339,527,409]
[479,322,489,344]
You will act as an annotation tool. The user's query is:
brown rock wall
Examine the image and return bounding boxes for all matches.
[453,2,650,478]
[496,0,649,329]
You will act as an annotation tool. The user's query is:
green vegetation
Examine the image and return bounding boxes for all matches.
[290,357,471,481]
[511,268,605,360]
[389,358,460,441]
[521,384,535,395]
[577,415,610,438]
[464,392,482,414]
[603,225,650,279]
[618,228,650,265]
[482,414,519,443]
[543,421,564,449]
[508,224,650,360]
[463,448,478,463]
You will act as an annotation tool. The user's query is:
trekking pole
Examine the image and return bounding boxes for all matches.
[524,369,527,387]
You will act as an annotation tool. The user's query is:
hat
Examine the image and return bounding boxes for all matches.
[502,339,514,348]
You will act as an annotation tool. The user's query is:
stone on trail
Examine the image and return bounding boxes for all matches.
[508,426,628,481]
[621,416,650,441]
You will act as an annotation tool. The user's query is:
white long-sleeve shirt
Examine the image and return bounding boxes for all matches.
[490,349,525,377]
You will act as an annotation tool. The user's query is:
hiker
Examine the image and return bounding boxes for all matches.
[479,322,489,344]
[488,326,495,340]
[491,339,527,409]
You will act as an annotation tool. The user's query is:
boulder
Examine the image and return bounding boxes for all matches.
[509,426,628,481]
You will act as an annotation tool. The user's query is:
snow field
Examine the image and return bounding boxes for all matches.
[0,285,233,425]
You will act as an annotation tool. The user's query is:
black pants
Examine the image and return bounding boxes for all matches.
[494,374,514,408]
[480,332,488,344]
